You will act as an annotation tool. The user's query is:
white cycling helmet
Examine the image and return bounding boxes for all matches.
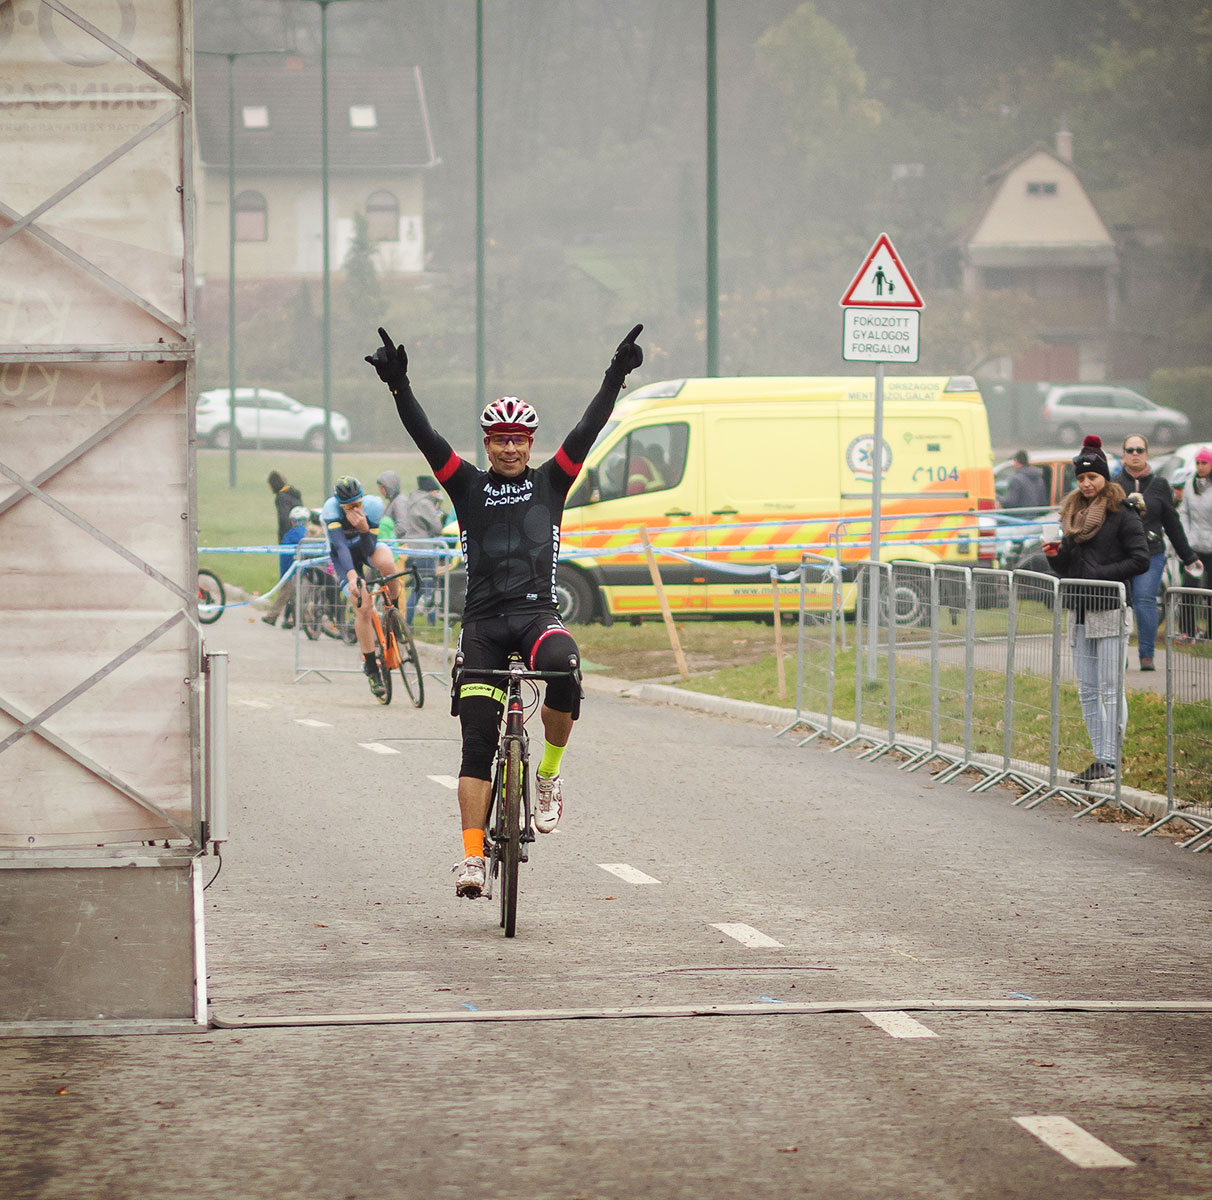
[288,505,311,523]
[480,395,538,435]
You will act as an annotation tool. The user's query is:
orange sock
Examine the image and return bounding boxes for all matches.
[462,827,484,859]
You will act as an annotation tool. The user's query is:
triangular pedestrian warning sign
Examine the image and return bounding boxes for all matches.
[839,233,924,308]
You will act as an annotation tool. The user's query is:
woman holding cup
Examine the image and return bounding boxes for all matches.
[1044,435,1149,784]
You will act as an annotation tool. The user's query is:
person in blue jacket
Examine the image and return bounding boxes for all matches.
[262,504,311,628]
[321,476,401,698]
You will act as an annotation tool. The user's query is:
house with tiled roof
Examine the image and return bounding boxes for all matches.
[959,132,1118,382]
[193,54,437,309]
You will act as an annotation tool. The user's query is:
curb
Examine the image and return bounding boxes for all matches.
[618,682,1171,822]
[419,641,1172,821]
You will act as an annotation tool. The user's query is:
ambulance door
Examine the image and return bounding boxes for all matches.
[702,409,841,614]
[839,405,970,563]
[564,418,706,618]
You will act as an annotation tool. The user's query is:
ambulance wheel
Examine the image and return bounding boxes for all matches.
[884,577,930,628]
[554,566,596,624]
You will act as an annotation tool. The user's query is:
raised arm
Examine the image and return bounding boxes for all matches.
[365,328,459,479]
[558,324,644,470]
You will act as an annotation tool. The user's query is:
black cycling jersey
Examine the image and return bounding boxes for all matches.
[388,375,624,622]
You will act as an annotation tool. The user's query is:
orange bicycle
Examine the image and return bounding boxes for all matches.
[363,569,424,707]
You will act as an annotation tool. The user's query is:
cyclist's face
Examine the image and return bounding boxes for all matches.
[485,431,532,478]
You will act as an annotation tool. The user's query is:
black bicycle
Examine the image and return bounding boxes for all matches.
[197,567,225,624]
[451,653,582,937]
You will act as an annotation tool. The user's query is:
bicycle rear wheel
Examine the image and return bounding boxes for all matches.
[197,568,224,624]
[299,576,322,640]
[386,608,425,708]
[500,737,523,937]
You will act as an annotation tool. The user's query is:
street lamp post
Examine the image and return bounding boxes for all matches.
[705,0,719,378]
[269,0,362,496]
[475,0,486,468]
[199,48,287,488]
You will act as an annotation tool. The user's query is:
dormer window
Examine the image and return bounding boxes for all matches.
[349,105,377,130]
[1026,181,1057,196]
[241,105,269,130]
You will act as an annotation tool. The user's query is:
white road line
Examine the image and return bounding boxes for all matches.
[428,775,459,789]
[712,922,784,948]
[233,698,270,708]
[1013,1116,1134,1169]
[295,719,332,728]
[358,742,400,756]
[598,863,662,885]
[860,1011,938,1039]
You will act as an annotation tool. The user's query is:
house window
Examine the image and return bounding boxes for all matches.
[234,190,267,242]
[350,105,377,130]
[1026,181,1058,196]
[241,105,269,130]
[366,190,399,242]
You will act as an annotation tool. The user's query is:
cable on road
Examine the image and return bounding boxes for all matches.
[210,997,1212,1031]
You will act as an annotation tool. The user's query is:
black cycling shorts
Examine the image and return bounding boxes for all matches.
[456,611,580,714]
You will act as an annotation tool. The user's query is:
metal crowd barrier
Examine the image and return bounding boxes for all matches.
[289,538,459,683]
[783,560,1212,838]
[1141,587,1212,848]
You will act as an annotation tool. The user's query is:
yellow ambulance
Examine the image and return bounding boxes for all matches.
[554,374,995,623]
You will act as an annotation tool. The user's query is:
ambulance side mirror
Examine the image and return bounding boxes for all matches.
[587,466,601,504]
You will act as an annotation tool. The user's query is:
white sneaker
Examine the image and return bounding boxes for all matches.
[534,773,563,833]
[453,855,485,898]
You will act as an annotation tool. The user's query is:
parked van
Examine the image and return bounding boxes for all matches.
[554,375,995,622]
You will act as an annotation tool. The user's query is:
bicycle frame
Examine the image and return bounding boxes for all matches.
[451,652,582,936]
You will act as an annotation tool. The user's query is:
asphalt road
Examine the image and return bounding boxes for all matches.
[3,614,1211,1200]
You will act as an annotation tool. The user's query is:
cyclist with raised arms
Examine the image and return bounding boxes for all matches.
[320,475,402,699]
[365,323,644,898]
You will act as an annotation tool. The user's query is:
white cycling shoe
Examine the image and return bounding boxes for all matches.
[453,855,485,898]
[533,773,563,833]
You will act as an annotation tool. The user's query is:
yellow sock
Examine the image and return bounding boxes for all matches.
[462,827,484,859]
[537,740,567,778]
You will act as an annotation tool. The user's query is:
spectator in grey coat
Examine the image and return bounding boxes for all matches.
[1002,450,1049,512]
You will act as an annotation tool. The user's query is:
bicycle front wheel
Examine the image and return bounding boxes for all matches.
[197,568,225,624]
[386,608,425,708]
[500,737,523,937]
[374,640,392,705]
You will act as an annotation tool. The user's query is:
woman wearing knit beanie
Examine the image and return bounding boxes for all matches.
[1044,435,1149,785]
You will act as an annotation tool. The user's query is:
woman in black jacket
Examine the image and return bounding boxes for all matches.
[1045,435,1149,784]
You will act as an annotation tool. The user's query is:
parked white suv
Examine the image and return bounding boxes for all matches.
[1039,384,1189,449]
[196,387,351,452]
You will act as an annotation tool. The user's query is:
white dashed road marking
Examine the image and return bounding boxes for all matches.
[860,1011,938,1039]
[1013,1116,1134,1169]
[598,863,662,885]
[234,698,270,708]
[712,923,784,948]
[358,742,401,756]
[428,775,460,789]
[295,719,332,728]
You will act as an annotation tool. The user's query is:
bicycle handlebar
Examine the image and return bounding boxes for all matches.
[455,657,580,683]
[362,568,412,586]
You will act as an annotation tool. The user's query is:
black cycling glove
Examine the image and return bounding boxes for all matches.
[365,327,409,392]
[606,323,644,384]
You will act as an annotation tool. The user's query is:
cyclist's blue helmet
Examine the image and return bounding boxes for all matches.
[334,475,363,505]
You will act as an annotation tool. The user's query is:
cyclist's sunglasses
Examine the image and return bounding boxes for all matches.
[486,433,533,447]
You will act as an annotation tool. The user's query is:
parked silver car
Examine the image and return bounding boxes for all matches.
[196,387,351,452]
[1039,384,1189,449]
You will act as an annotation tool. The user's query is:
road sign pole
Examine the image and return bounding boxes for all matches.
[838,233,923,685]
[867,361,884,684]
